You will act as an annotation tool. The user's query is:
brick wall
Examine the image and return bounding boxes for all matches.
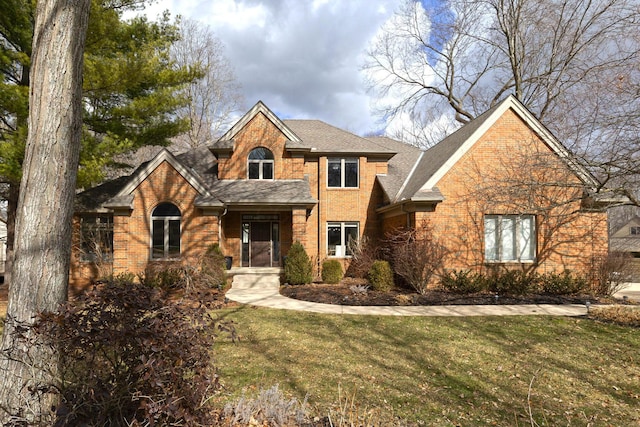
[396,109,608,278]
[217,112,304,180]
[70,161,219,286]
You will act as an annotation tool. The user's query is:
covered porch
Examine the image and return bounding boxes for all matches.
[209,179,317,268]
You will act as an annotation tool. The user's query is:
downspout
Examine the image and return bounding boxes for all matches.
[317,159,321,275]
[218,207,227,252]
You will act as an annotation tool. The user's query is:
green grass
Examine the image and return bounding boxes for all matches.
[213,306,640,426]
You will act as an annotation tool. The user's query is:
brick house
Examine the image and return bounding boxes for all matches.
[71,95,611,286]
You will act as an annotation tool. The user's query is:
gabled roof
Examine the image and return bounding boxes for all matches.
[112,149,213,201]
[395,95,599,203]
[215,100,302,146]
[365,136,422,202]
[285,120,396,158]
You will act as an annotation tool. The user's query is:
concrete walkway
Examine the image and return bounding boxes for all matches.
[227,274,591,317]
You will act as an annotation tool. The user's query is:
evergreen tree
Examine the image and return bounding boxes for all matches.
[0,0,199,283]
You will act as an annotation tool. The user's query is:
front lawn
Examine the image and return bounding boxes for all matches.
[213,307,640,426]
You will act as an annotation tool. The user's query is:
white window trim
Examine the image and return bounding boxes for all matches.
[327,158,359,188]
[327,221,359,258]
[248,147,275,180]
[150,209,181,260]
[484,214,536,263]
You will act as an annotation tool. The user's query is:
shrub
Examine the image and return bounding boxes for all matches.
[200,243,227,288]
[540,270,588,295]
[486,269,537,295]
[222,384,310,426]
[138,262,184,290]
[322,259,344,284]
[31,281,233,426]
[368,260,395,291]
[285,241,313,285]
[384,221,448,294]
[441,270,487,294]
[345,236,378,279]
[589,252,634,296]
[102,271,136,286]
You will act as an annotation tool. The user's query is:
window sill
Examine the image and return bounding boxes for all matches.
[484,260,536,264]
[326,187,360,190]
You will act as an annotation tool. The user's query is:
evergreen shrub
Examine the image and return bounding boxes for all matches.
[368,260,395,291]
[440,270,487,294]
[321,259,343,284]
[285,241,313,285]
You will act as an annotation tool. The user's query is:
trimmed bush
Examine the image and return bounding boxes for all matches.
[540,270,587,295]
[441,270,487,294]
[368,260,395,291]
[285,241,313,285]
[486,270,538,295]
[322,259,343,284]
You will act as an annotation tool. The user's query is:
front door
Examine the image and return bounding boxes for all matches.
[242,215,281,267]
[250,222,271,267]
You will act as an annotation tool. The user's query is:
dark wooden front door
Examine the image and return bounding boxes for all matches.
[250,222,271,267]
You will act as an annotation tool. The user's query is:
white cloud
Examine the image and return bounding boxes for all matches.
[130,0,400,135]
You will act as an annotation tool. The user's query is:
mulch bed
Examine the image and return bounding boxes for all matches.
[280,279,612,306]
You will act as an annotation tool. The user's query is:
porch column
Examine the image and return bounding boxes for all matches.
[112,210,130,276]
[292,208,307,248]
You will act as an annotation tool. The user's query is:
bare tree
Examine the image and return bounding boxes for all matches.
[0,0,90,422]
[365,0,640,154]
[171,18,243,149]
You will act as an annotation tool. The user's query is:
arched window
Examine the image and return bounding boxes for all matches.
[248,147,274,180]
[151,203,181,259]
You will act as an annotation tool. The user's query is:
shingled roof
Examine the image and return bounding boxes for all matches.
[285,120,396,157]
[393,101,502,203]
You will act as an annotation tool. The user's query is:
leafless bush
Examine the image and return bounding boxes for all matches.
[4,282,233,426]
[384,221,449,294]
[589,252,634,296]
[222,384,310,426]
[346,236,378,279]
[137,244,227,295]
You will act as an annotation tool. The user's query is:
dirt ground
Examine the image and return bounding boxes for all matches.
[280,278,612,306]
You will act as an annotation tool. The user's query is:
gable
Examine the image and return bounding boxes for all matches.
[112,149,212,202]
[218,100,301,144]
[417,95,598,195]
[612,217,640,238]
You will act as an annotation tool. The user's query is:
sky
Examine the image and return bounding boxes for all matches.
[135,0,404,136]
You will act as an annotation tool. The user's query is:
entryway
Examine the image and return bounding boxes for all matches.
[241,215,280,267]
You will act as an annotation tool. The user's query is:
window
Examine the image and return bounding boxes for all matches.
[484,215,535,262]
[328,158,358,188]
[151,203,181,259]
[248,147,274,179]
[80,215,113,262]
[631,226,640,236]
[327,222,358,257]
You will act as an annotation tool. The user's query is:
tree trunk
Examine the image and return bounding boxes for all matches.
[0,0,90,423]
